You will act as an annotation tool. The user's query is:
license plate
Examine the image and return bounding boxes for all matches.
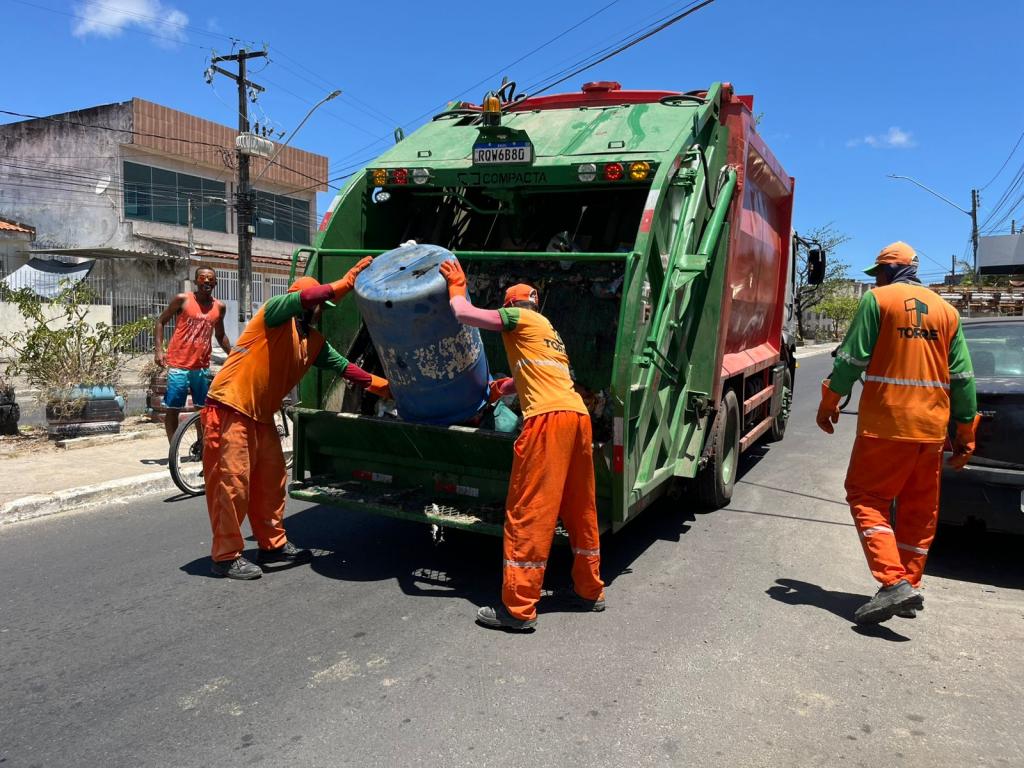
[473,142,532,165]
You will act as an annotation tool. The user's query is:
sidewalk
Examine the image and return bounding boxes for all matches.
[0,418,179,525]
[793,341,835,360]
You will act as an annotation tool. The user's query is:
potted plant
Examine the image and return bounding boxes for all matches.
[0,373,19,436]
[0,282,150,439]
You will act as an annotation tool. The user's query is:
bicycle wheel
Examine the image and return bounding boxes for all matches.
[275,407,294,471]
[168,411,206,496]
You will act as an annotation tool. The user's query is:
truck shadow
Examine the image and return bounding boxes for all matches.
[278,445,771,608]
[926,524,1024,589]
[276,494,704,611]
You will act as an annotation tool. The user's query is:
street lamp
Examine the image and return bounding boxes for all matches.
[887,174,979,273]
[252,90,341,185]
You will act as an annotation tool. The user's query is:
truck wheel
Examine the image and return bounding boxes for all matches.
[767,366,792,442]
[697,389,740,508]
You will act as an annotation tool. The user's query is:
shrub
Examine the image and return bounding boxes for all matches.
[0,282,150,415]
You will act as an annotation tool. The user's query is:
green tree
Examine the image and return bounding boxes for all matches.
[817,294,860,340]
[0,282,149,412]
[795,223,852,340]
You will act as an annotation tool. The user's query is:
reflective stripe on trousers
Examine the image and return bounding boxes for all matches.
[504,559,546,569]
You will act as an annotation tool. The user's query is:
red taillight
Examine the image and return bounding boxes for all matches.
[391,168,409,185]
[603,162,624,181]
[353,470,392,483]
[613,445,624,474]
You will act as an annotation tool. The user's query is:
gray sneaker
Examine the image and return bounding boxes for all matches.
[555,589,606,612]
[211,556,263,580]
[897,594,925,619]
[476,605,537,632]
[854,579,923,625]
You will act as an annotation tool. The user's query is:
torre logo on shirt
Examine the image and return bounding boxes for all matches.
[897,297,938,340]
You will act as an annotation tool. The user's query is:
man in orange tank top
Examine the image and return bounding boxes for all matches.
[816,242,978,625]
[440,259,605,632]
[201,258,391,580]
[154,267,232,443]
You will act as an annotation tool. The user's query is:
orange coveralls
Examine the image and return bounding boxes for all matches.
[832,283,975,587]
[497,307,605,621]
[201,285,371,563]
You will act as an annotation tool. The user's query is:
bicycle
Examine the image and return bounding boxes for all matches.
[168,401,294,496]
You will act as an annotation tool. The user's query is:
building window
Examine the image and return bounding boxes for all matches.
[252,191,311,245]
[268,274,289,297]
[213,268,267,315]
[123,161,227,232]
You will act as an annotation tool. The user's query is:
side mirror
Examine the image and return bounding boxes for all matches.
[807,248,826,285]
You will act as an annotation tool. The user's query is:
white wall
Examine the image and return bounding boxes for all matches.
[0,302,113,361]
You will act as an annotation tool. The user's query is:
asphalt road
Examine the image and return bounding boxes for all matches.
[1,353,1021,768]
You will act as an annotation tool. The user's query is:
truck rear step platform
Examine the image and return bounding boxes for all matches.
[289,476,507,535]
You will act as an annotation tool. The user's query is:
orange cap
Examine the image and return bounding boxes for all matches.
[289,276,335,307]
[503,283,539,307]
[864,241,918,276]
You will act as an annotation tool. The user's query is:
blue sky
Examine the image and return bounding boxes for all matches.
[4,0,1022,281]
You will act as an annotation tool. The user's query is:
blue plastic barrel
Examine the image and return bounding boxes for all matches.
[354,244,490,425]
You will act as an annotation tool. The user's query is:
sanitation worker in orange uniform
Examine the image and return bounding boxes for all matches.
[817,242,978,624]
[440,259,605,631]
[202,259,391,580]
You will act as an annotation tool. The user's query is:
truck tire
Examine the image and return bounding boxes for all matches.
[767,366,792,442]
[697,389,740,509]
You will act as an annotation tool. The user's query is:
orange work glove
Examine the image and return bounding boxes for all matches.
[439,260,467,300]
[488,377,513,404]
[815,379,842,434]
[329,255,373,301]
[946,414,981,470]
[366,374,392,400]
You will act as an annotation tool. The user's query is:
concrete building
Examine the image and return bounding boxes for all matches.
[0,216,34,276]
[0,98,328,341]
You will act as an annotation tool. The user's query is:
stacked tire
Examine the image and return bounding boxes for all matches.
[0,386,19,436]
[46,385,124,439]
[146,370,196,424]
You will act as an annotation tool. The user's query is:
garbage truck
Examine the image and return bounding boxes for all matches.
[286,80,818,536]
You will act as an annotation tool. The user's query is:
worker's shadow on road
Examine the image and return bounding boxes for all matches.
[766,578,911,642]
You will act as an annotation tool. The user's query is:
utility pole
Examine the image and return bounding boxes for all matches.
[970,188,980,276]
[951,253,956,285]
[208,47,267,324]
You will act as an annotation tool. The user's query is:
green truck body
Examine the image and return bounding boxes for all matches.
[287,81,798,536]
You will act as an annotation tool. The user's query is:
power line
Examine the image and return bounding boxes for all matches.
[0,107,334,191]
[325,1,637,173]
[524,0,715,98]
[324,0,715,175]
[979,126,1024,191]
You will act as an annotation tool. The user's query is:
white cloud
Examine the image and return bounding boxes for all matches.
[846,126,917,149]
[73,0,189,47]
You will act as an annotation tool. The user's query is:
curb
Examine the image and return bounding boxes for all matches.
[794,345,835,360]
[54,428,163,451]
[0,470,183,526]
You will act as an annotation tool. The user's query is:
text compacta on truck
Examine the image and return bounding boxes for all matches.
[287,80,824,536]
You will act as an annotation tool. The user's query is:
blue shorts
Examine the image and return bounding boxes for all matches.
[163,367,212,409]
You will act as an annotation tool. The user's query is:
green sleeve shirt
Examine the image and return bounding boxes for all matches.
[263,292,304,327]
[313,341,350,376]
